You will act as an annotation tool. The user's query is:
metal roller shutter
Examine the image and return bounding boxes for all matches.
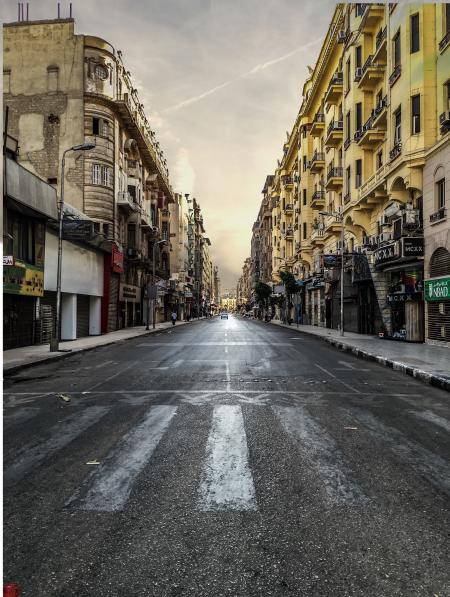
[108,274,120,332]
[428,248,450,341]
[77,295,90,338]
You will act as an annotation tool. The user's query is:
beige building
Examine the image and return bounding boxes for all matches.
[4,16,174,330]
[251,3,450,341]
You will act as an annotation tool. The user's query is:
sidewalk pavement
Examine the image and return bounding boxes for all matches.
[270,320,450,392]
[3,320,194,376]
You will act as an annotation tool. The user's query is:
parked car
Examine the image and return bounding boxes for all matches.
[220,311,228,319]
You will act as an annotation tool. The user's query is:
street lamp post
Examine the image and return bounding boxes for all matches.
[320,210,345,337]
[50,142,95,352]
[148,239,166,330]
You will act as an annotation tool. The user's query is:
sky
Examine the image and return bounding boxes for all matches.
[9,0,334,291]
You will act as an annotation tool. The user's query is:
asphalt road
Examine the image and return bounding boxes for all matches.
[3,316,450,596]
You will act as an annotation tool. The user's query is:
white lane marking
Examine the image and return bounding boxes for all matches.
[3,390,423,397]
[274,406,365,504]
[87,362,135,391]
[225,361,231,391]
[354,411,450,496]
[199,405,256,511]
[315,363,361,394]
[69,405,177,512]
[411,410,450,434]
[335,360,369,372]
[4,406,108,484]
[94,360,115,369]
[225,346,228,354]
[173,359,184,368]
[137,342,293,347]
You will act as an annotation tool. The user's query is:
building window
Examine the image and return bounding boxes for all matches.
[355,46,362,68]
[103,223,110,239]
[127,223,136,248]
[345,110,351,141]
[446,81,450,111]
[377,150,383,169]
[345,166,351,194]
[95,64,108,80]
[355,159,362,188]
[303,156,307,171]
[394,107,402,144]
[4,70,11,94]
[411,94,420,134]
[47,66,59,94]
[102,166,111,187]
[303,222,307,240]
[7,215,34,263]
[303,189,307,206]
[410,13,420,53]
[92,117,100,135]
[102,120,109,136]
[437,178,446,209]
[393,29,401,66]
[92,164,101,185]
[355,102,362,132]
[345,58,351,94]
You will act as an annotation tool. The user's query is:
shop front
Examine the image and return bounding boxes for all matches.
[374,237,424,342]
[119,283,142,328]
[425,274,450,344]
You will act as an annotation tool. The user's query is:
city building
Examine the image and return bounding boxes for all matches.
[3,15,174,331]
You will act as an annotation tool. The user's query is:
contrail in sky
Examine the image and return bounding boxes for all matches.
[163,38,321,113]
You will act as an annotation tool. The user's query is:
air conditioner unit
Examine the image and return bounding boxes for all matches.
[337,30,347,43]
[355,67,363,79]
[439,111,450,126]
[127,247,141,258]
[403,209,419,226]
[392,217,402,240]
[379,232,392,243]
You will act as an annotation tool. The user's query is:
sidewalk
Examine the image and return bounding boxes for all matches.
[271,320,450,392]
[3,320,193,376]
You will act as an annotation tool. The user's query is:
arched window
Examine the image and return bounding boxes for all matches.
[430,247,450,278]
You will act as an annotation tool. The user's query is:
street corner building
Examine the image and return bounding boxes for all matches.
[242,3,450,345]
[3,13,220,348]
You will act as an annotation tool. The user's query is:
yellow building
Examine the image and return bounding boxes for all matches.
[264,3,450,341]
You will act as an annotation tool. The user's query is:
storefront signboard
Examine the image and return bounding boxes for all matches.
[3,255,14,266]
[62,219,94,241]
[374,241,399,266]
[111,243,124,273]
[3,260,44,296]
[424,276,450,302]
[401,237,424,258]
[119,283,141,303]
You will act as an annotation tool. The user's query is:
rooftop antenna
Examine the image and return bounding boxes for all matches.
[69,2,72,17]
[57,2,60,18]
[26,2,29,19]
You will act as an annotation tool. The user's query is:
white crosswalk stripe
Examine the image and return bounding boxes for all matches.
[4,406,109,484]
[199,405,256,511]
[67,405,177,512]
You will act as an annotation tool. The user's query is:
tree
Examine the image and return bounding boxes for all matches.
[254,281,273,319]
[279,271,298,324]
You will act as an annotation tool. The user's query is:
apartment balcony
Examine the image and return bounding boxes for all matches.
[161,208,170,220]
[371,95,388,129]
[323,215,342,234]
[439,28,450,53]
[357,55,385,91]
[360,3,385,32]
[117,191,138,213]
[283,227,294,240]
[356,114,386,148]
[310,228,325,245]
[325,167,343,190]
[389,64,401,87]
[373,26,387,63]
[141,205,152,229]
[430,207,447,224]
[325,119,343,147]
[324,71,343,105]
[309,151,325,173]
[284,203,294,215]
[389,142,402,162]
[281,175,294,188]
[310,113,325,137]
[310,190,326,208]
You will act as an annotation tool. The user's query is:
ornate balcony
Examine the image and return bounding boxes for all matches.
[357,55,385,90]
[311,228,325,245]
[389,64,401,87]
[371,95,388,129]
[439,29,450,53]
[325,167,343,190]
[389,142,402,162]
[325,119,343,147]
[360,3,385,32]
[281,175,294,188]
[141,204,152,228]
[310,190,326,208]
[373,26,387,62]
[310,113,325,137]
[430,207,447,224]
[356,113,386,148]
[117,191,138,213]
[324,71,343,105]
[283,227,294,240]
[284,203,294,215]
[309,151,325,173]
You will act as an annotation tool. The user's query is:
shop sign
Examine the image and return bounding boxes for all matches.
[424,276,450,302]
[3,255,14,266]
[119,283,141,303]
[387,292,423,303]
[62,219,94,241]
[374,242,399,266]
[401,237,423,258]
[184,291,193,298]
[3,260,44,296]
[111,244,124,273]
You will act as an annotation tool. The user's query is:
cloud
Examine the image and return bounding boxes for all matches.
[172,147,196,194]
[163,37,321,114]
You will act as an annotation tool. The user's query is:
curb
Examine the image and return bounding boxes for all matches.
[3,321,192,377]
[270,321,450,393]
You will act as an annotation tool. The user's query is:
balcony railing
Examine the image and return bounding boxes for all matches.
[439,29,450,52]
[281,175,294,186]
[376,26,387,50]
[117,191,138,213]
[389,64,401,87]
[430,207,447,223]
[310,113,325,136]
[327,119,343,137]
[389,142,402,161]
[312,190,326,201]
[313,112,325,124]
[327,167,343,181]
[284,203,294,213]
[344,192,351,204]
[310,151,325,165]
